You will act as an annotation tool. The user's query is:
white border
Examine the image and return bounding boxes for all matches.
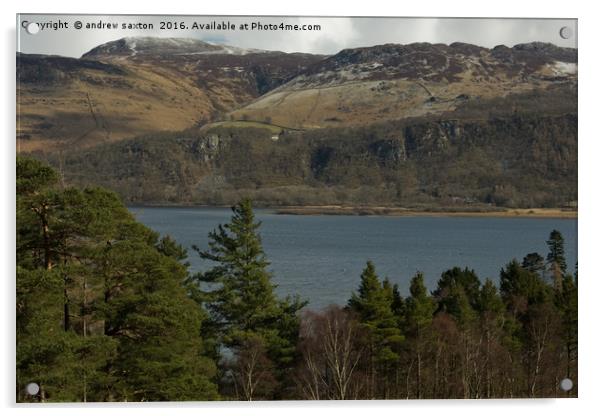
[3,1,600,415]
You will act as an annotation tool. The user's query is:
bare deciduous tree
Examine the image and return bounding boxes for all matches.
[296,307,364,400]
[230,336,277,401]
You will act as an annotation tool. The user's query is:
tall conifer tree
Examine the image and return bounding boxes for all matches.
[193,199,306,399]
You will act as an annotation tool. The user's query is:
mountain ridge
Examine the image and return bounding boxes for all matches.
[17,37,577,210]
[82,36,271,59]
[18,38,577,151]
[230,41,576,129]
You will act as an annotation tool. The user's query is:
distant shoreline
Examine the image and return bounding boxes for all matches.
[128,204,577,219]
[273,206,577,218]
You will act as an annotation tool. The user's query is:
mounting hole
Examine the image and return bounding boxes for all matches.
[559,26,573,40]
[560,378,573,392]
[25,382,40,395]
[25,22,40,35]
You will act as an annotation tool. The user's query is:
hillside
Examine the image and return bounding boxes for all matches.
[31,86,577,208]
[17,37,324,151]
[82,36,269,58]
[230,42,577,129]
[17,38,577,209]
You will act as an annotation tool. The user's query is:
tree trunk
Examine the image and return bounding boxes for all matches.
[416,351,422,399]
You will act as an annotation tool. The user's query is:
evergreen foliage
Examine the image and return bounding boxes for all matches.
[192,199,307,399]
[16,157,578,400]
[16,157,218,402]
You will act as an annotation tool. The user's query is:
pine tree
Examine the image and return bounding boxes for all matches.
[406,272,436,334]
[348,262,404,398]
[434,276,479,398]
[404,272,436,399]
[442,281,477,328]
[433,267,481,311]
[95,239,218,401]
[193,199,306,399]
[554,272,578,393]
[17,157,218,402]
[545,230,576,394]
[522,253,545,276]
[477,279,505,318]
[500,259,560,397]
[391,283,405,319]
[500,259,551,312]
[17,158,120,401]
[546,230,567,287]
[476,279,506,398]
[16,266,114,402]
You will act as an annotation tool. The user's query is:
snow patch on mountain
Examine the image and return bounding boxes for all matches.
[101,37,268,57]
[126,39,138,56]
[552,61,577,75]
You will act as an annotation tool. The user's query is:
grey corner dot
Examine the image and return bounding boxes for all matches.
[559,26,573,40]
[26,22,40,35]
[25,382,40,395]
[560,378,573,392]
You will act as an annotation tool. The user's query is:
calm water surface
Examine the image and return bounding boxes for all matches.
[130,207,577,309]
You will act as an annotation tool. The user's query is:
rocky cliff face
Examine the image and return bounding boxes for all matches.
[33,109,576,208]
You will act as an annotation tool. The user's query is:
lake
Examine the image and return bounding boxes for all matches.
[130,207,577,310]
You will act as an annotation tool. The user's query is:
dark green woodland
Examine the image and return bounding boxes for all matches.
[17,157,577,401]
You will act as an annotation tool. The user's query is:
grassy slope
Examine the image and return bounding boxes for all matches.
[227,66,570,130]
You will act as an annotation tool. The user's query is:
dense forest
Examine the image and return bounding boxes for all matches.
[17,157,577,401]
